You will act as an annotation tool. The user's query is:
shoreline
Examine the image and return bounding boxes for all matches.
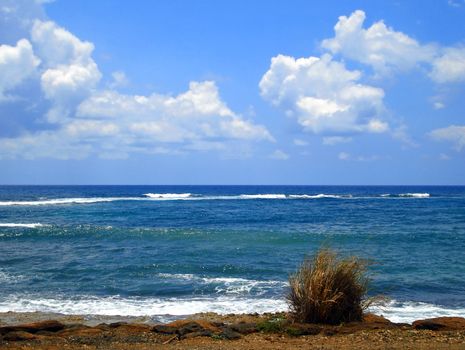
[1,311,465,349]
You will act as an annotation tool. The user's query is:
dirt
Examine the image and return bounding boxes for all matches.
[0,312,464,350]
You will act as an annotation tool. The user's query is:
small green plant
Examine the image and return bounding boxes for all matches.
[257,317,288,333]
[288,248,370,325]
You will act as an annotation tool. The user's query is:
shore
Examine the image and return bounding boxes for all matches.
[1,312,465,349]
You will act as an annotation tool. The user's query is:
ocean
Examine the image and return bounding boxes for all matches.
[0,185,464,323]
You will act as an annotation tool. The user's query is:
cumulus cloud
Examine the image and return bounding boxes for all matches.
[0,2,272,159]
[259,53,388,134]
[322,9,465,84]
[430,47,465,84]
[429,125,465,151]
[30,20,102,123]
[0,80,273,159]
[321,10,436,75]
[0,39,40,100]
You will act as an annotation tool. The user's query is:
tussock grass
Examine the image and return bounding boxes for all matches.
[288,249,369,325]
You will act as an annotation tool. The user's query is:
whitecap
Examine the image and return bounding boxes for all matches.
[288,194,347,199]
[238,194,286,199]
[143,193,192,199]
[0,197,140,206]
[0,223,45,228]
[398,193,430,198]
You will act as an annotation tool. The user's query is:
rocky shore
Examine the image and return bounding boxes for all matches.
[1,312,465,349]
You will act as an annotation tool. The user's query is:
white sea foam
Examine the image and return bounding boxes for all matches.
[0,270,25,283]
[238,194,286,199]
[369,300,465,323]
[0,223,45,228]
[288,194,347,199]
[1,296,463,324]
[0,192,433,206]
[0,197,141,206]
[398,193,430,198]
[0,296,287,318]
[156,274,288,295]
[144,193,192,199]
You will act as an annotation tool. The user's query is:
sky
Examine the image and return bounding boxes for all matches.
[0,0,464,185]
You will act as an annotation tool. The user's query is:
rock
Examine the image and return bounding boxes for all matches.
[108,322,128,328]
[57,327,104,337]
[363,313,394,325]
[413,317,465,331]
[219,327,242,340]
[113,324,151,334]
[151,324,178,334]
[177,322,205,337]
[180,330,213,339]
[3,331,36,341]
[0,320,65,335]
[229,322,258,334]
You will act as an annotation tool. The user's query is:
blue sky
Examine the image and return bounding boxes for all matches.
[0,0,464,184]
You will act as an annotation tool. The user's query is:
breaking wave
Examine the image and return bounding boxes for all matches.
[0,192,434,206]
[0,223,45,228]
[144,193,193,199]
[398,193,430,198]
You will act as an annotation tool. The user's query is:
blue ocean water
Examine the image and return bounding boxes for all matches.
[0,185,464,323]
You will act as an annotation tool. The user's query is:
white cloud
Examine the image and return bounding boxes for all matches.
[0,10,273,159]
[269,149,289,160]
[322,136,352,145]
[259,53,388,134]
[430,47,465,84]
[429,125,465,150]
[0,39,40,100]
[293,138,308,146]
[78,81,273,143]
[31,20,102,123]
[0,81,273,159]
[321,10,436,75]
[321,9,465,84]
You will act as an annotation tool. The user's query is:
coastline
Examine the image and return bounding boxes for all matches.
[1,311,465,349]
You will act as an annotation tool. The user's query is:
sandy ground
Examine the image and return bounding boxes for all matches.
[0,312,464,350]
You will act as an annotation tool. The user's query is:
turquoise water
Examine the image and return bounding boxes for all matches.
[0,185,464,323]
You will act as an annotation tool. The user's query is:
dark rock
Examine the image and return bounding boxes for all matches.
[108,322,128,328]
[177,322,205,337]
[0,320,65,335]
[151,324,178,334]
[219,327,242,340]
[412,317,465,331]
[229,322,258,334]
[3,331,36,341]
[180,330,213,339]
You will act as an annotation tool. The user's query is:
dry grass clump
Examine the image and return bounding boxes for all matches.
[288,249,369,325]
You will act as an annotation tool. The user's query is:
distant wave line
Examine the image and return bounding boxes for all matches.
[0,193,432,206]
